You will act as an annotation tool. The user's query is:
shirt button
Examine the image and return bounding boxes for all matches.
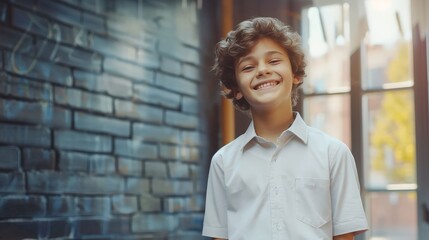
[276,223,284,230]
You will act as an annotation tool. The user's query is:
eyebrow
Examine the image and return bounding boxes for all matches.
[237,50,286,66]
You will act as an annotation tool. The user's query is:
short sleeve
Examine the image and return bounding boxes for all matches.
[202,152,228,238]
[329,142,368,236]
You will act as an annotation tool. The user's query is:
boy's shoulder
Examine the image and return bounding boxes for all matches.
[305,125,351,153]
[216,133,248,155]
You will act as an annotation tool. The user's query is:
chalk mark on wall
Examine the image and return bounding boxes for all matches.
[11,13,61,75]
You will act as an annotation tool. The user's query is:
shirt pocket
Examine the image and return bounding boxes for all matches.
[295,178,331,228]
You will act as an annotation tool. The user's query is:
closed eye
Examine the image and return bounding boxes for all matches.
[269,59,281,64]
[242,65,254,72]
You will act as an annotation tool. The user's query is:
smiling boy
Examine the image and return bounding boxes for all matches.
[202,17,368,240]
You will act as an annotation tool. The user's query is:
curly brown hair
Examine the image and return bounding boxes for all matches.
[213,17,306,111]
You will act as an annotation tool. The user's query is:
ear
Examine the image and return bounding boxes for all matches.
[234,91,243,100]
[293,76,301,85]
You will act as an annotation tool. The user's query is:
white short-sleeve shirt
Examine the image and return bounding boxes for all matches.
[202,113,368,240]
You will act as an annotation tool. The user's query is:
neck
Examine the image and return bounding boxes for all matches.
[251,106,294,143]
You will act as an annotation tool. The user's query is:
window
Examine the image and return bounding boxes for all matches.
[301,0,418,239]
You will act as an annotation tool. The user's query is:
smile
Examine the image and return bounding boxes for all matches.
[254,81,280,90]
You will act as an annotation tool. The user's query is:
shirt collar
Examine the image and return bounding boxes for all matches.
[240,111,308,151]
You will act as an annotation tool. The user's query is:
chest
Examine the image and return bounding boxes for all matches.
[223,141,331,198]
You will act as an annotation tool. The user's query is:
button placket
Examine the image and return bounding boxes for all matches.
[269,152,286,239]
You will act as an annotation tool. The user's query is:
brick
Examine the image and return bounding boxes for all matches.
[160,144,180,160]
[0,172,25,193]
[23,148,56,170]
[133,123,180,144]
[161,57,181,75]
[155,73,197,96]
[179,213,204,231]
[0,26,33,50]
[55,87,113,114]
[189,165,200,180]
[164,197,185,213]
[181,131,202,147]
[152,179,193,196]
[182,146,199,162]
[176,12,201,48]
[75,111,130,137]
[145,161,167,178]
[79,0,99,12]
[5,51,73,86]
[168,162,190,179]
[106,16,156,44]
[115,99,162,124]
[104,57,154,83]
[74,217,130,236]
[0,74,53,101]
[37,0,81,26]
[36,41,102,72]
[90,34,136,62]
[158,39,200,64]
[125,178,150,194]
[9,0,35,8]
[134,84,181,109]
[168,231,204,240]
[132,214,178,232]
[159,144,200,162]
[157,39,184,60]
[139,195,161,212]
[184,195,205,212]
[115,139,157,159]
[10,8,87,47]
[182,96,198,114]
[54,130,112,153]
[28,171,124,195]
[0,195,46,218]
[0,146,20,170]
[165,110,198,129]
[0,99,71,128]
[180,46,200,65]
[82,12,106,34]
[63,26,89,47]
[136,49,160,69]
[88,154,115,175]
[0,123,51,147]
[182,64,200,81]
[112,195,138,214]
[58,151,88,172]
[47,195,76,216]
[0,219,70,239]
[74,71,133,98]
[118,157,142,176]
[76,196,110,215]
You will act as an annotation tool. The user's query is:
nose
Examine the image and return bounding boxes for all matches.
[257,62,271,77]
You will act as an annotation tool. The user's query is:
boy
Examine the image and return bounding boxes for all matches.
[202,17,368,240]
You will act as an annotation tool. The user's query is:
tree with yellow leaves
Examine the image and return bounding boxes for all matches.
[370,42,416,184]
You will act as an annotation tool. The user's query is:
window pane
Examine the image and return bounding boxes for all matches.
[303,94,351,147]
[302,4,350,94]
[363,90,416,189]
[366,191,417,240]
[363,0,413,90]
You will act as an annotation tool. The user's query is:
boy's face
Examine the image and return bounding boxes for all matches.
[234,38,300,112]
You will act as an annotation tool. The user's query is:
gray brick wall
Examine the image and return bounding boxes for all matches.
[0,0,220,239]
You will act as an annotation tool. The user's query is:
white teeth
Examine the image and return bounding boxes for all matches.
[255,81,278,90]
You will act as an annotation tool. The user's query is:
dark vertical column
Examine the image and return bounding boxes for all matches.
[350,45,365,191]
[412,25,429,239]
[350,42,366,240]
